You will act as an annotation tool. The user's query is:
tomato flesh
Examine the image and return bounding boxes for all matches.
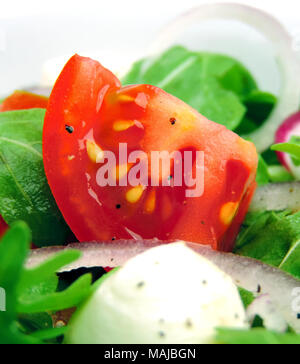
[43,55,258,251]
[0,90,48,112]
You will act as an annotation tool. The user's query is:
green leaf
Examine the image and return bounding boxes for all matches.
[235,210,300,279]
[238,287,254,308]
[271,142,300,162]
[243,91,277,125]
[122,46,247,130]
[0,223,41,344]
[219,63,257,98]
[215,328,300,344]
[235,91,277,135]
[31,326,67,340]
[256,156,270,186]
[19,250,81,293]
[0,222,30,322]
[19,274,92,313]
[0,223,92,343]
[261,148,281,166]
[17,313,53,334]
[0,109,71,247]
[267,165,294,183]
[279,241,300,279]
[123,46,276,133]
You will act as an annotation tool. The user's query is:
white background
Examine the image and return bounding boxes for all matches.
[0,0,300,96]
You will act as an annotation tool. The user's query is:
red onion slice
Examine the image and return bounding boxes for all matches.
[27,239,300,333]
[250,181,300,212]
[246,294,288,333]
[275,111,300,178]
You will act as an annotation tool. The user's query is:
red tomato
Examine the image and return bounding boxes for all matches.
[43,55,258,252]
[0,90,48,112]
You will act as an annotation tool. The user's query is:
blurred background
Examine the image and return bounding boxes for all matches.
[0,0,300,97]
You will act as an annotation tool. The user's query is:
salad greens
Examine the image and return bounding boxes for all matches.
[215,328,300,345]
[235,210,300,279]
[0,45,299,344]
[0,109,71,246]
[0,222,92,344]
[272,136,300,166]
[122,46,277,134]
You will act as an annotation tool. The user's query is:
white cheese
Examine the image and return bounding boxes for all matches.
[66,243,247,344]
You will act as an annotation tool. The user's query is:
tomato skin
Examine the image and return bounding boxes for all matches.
[43,55,122,242]
[0,91,48,111]
[43,55,258,251]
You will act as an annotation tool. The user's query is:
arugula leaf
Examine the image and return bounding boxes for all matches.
[267,165,294,183]
[215,328,300,344]
[0,109,71,246]
[243,91,277,125]
[238,287,254,308]
[19,274,92,314]
[256,156,270,186]
[123,46,277,134]
[123,46,248,130]
[272,138,300,166]
[218,63,257,98]
[235,210,300,279]
[0,222,92,344]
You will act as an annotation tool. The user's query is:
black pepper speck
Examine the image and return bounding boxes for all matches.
[65,125,74,134]
[158,331,166,338]
[185,319,193,328]
[170,118,176,125]
[137,281,145,289]
[116,204,121,209]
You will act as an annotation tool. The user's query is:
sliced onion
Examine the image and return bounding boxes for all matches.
[23,86,52,97]
[246,294,288,333]
[149,3,300,152]
[275,111,300,179]
[250,181,300,212]
[27,239,300,333]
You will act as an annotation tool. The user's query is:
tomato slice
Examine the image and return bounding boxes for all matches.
[0,90,48,112]
[43,55,258,251]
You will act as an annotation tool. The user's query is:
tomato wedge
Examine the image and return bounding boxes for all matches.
[0,90,48,112]
[43,55,258,251]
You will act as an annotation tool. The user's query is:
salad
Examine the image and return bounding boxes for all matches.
[1,8,300,345]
